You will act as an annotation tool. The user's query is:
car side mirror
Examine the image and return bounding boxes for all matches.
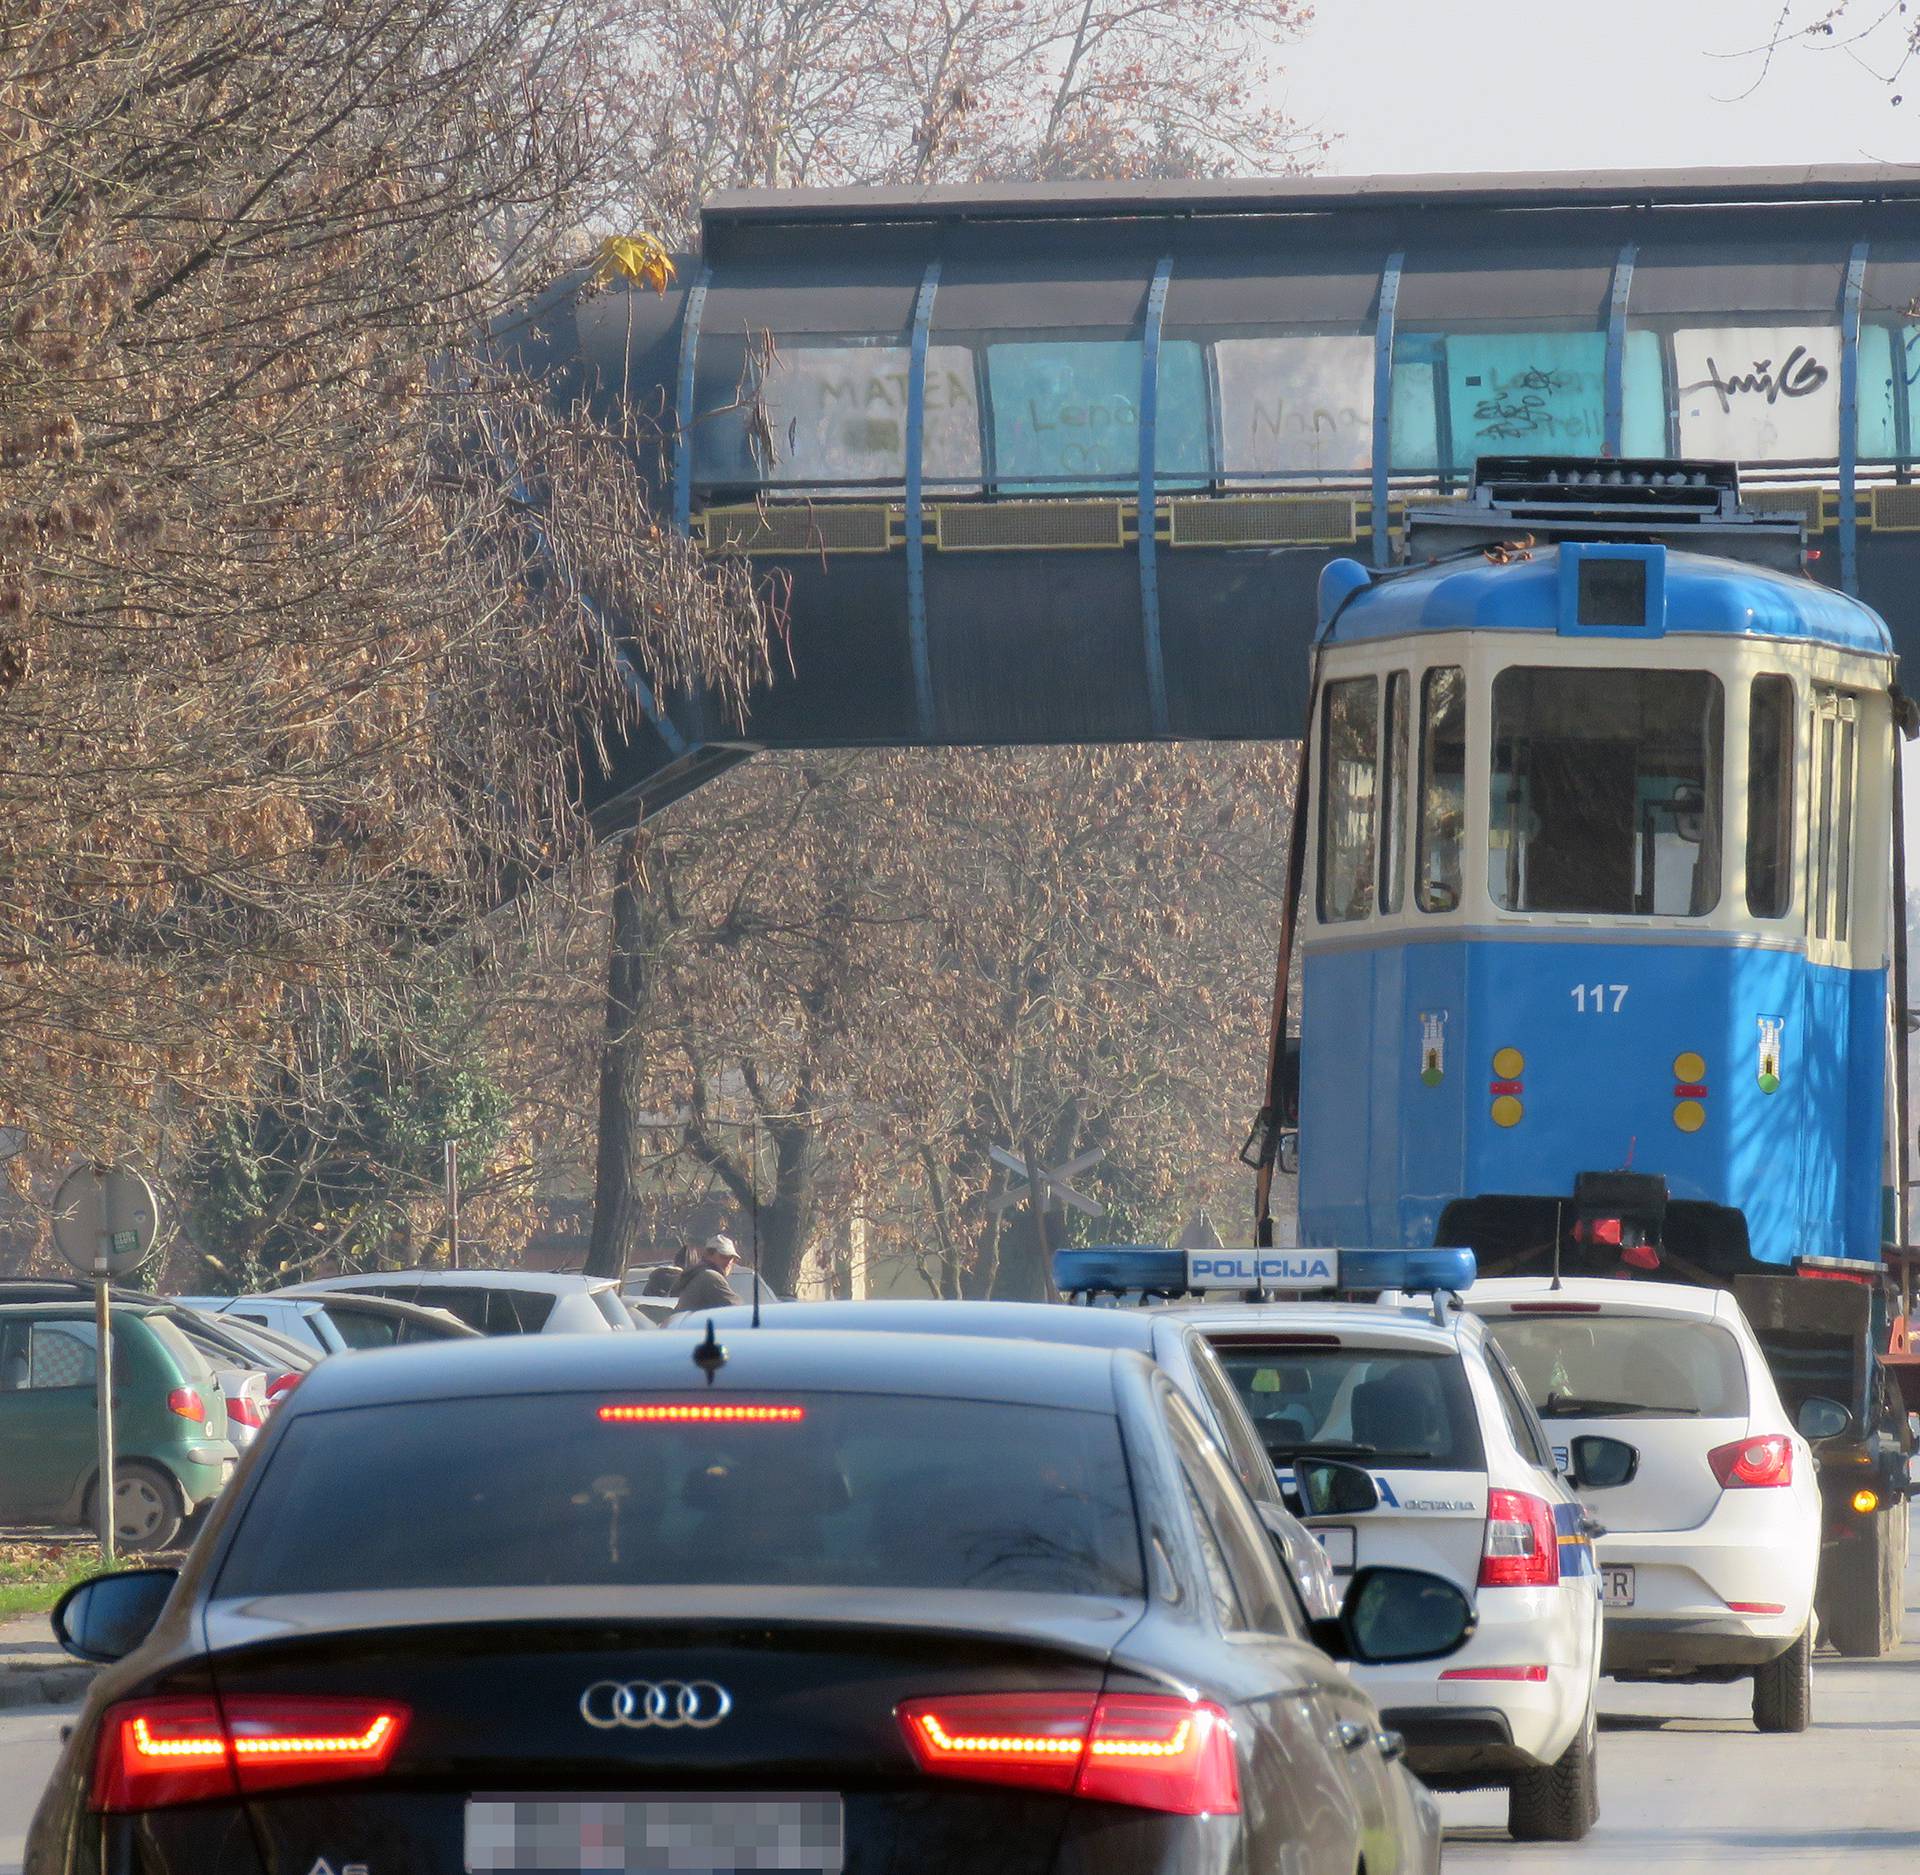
[1568,1434,1639,1490]
[1310,1566,1477,1666]
[1298,1458,1379,1517]
[1797,1396,1852,1442]
[52,1567,178,1664]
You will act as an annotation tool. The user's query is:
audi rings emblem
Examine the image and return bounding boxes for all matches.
[580,1679,734,1730]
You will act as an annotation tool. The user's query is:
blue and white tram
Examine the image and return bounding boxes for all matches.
[1279,460,1904,1277]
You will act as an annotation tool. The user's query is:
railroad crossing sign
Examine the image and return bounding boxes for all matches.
[986,1145,1106,1218]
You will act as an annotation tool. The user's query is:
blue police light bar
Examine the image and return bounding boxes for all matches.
[1052,1245,1477,1299]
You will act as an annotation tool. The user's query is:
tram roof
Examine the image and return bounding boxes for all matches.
[1318,545,1894,657]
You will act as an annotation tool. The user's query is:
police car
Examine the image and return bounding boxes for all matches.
[1055,1245,1611,1844]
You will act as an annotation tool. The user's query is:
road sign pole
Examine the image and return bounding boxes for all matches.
[93,1236,116,1566]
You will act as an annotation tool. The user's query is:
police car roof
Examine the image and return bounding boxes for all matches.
[1156,1300,1482,1348]
[1319,543,1891,658]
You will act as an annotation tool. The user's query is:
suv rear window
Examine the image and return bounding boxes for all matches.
[1211,1343,1486,1471]
[1485,1314,1749,1419]
[218,1392,1143,1600]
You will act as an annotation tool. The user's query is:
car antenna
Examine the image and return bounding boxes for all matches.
[693,1318,727,1385]
[750,1113,763,1329]
[1551,1202,1564,1292]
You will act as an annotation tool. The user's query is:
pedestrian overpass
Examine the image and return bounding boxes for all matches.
[505,166,1920,823]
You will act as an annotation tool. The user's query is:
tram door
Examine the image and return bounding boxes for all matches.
[1802,686,1859,1254]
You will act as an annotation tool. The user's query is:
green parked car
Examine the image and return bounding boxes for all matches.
[0,1301,237,1551]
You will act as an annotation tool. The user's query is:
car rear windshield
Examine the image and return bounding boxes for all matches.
[1211,1344,1485,1471]
[143,1315,215,1383]
[1484,1315,1749,1419]
[217,1392,1143,1600]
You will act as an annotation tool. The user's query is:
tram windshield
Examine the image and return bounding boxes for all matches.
[1489,668,1724,917]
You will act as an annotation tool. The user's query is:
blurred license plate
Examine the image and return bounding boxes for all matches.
[1601,1565,1635,1607]
[1314,1526,1356,1571]
[466,1794,845,1873]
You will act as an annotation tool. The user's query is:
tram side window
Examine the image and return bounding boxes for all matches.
[1810,691,1858,944]
[1746,676,1795,919]
[1489,668,1724,917]
[1416,668,1466,912]
[1381,672,1409,914]
[1318,678,1379,923]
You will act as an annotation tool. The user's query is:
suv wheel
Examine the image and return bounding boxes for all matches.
[1507,1702,1598,1843]
[87,1461,185,1553]
[1752,1624,1812,1734]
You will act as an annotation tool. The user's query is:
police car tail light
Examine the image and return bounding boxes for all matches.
[898,1692,1239,1814]
[91,1695,409,1811]
[1708,1435,1793,1489]
[1478,1489,1560,1589]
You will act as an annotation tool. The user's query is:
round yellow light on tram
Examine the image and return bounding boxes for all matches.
[1853,1488,1880,1515]
[1491,1095,1524,1129]
[1492,1046,1525,1080]
[1673,1051,1707,1084]
[1673,1100,1706,1133]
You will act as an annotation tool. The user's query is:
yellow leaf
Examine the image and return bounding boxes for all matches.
[590,233,677,294]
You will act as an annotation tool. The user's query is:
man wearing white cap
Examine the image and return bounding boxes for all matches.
[668,1232,744,1319]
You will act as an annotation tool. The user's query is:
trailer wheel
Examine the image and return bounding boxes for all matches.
[1820,1501,1907,1658]
[1752,1624,1812,1733]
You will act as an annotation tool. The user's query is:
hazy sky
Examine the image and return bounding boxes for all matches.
[1280,0,1920,177]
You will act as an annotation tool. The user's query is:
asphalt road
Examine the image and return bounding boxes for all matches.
[0,1706,64,1875]
[1,1521,1918,1873]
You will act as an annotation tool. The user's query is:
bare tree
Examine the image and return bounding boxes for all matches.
[0,0,767,1170]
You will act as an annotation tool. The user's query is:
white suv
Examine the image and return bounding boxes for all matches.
[1472,1277,1821,1733]
[273,1271,638,1335]
[1172,1294,1605,1842]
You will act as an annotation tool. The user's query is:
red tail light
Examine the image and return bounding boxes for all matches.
[1440,1665,1549,1682]
[1708,1435,1793,1488]
[225,1395,263,1429]
[165,1388,204,1423]
[265,1371,302,1404]
[897,1692,1238,1815]
[91,1696,407,1811]
[1478,1489,1560,1589]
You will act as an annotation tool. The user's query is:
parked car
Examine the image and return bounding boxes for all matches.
[35,1329,1472,1875]
[274,1269,640,1335]
[164,1320,271,1451]
[0,1302,237,1551]
[176,1292,480,1360]
[699,1297,1346,1621]
[1472,1275,1823,1732]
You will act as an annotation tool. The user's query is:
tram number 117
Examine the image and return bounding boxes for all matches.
[1571,984,1629,1013]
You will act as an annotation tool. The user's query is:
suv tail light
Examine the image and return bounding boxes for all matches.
[91,1696,408,1811]
[165,1388,204,1423]
[1478,1489,1560,1588]
[265,1371,302,1404]
[1708,1435,1793,1488]
[225,1394,263,1429]
[897,1692,1238,1815]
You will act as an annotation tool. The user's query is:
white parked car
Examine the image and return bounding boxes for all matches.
[1173,1282,1606,1842]
[1472,1277,1821,1733]
[272,1270,641,1335]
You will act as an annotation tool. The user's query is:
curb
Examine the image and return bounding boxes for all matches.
[0,1663,93,1709]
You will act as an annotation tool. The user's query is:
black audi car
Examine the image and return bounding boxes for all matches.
[30,1328,1472,1875]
